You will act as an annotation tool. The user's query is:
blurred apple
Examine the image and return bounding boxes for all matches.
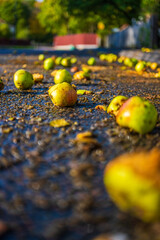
[38,54,45,61]
[150,62,158,70]
[55,56,62,65]
[104,148,160,222]
[87,57,96,66]
[135,62,145,72]
[54,69,72,84]
[44,58,55,70]
[61,57,71,67]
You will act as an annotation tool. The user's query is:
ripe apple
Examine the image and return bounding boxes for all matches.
[61,57,71,67]
[99,54,106,61]
[131,58,138,66]
[87,57,96,66]
[44,58,55,70]
[107,96,128,117]
[116,96,158,134]
[14,69,34,90]
[71,57,77,64]
[150,62,158,70]
[38,54,45,61]
[54,69,72,84]
[135,62,145,72]
[124,58,134,67]
[104,148,160,222]
[48,82,77,107]
[55,56,62,65]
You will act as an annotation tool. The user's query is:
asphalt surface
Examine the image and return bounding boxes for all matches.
[0,52,160,240]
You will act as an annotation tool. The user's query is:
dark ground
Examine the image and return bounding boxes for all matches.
[0,53,160,240]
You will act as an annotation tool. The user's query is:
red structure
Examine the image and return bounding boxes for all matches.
[53,33,99,50]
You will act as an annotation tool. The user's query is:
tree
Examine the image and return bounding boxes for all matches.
[67,0,141,25]
[38,0,69,35]
[0,23,11,39]
[0,0,33,37]
[140,0,160,48]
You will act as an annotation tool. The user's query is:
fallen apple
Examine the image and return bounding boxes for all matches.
[61,57,71,67]
[48,82,77,107]
[55,56,62,65]
[124,58,134,67]
[71,57,77,64]
[14,69,34,90]
[54,69,72,84]
[87,57,96,66]
[44,58,54,70]
[135,62,145,72]
[73,71,90,80]
[150,62,158,70]
[116,96,158,134]
[104,148,160,222]
[38,54,45,61]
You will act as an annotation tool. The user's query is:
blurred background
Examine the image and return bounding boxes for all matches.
[0,0,159,49]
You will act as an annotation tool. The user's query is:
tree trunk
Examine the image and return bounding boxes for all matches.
[150,14,159,48]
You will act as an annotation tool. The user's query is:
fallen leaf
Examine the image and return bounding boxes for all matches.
[74,131,100,144]
[77,89,93,95]
[33,73,44,83]
[95,105,107,111]
[2,127,13,134]
[51,70,58,77]
[50,119,70,128]
[8,117,15,121]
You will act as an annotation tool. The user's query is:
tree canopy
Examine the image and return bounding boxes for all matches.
[38,0,143,36]
[0,0,159,44]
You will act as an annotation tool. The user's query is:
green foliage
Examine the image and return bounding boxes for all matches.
[0,23,11,38]
[67,0,141,24]
[16,28,30,40]
[0,0,31,26]
[141,0,160,14]
[38,0,142,36]
[38,0,69,35]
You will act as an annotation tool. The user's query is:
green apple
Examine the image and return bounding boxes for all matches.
[104,148,160,222]
[82,66,91,73]
[124,58,134,67]
[99,54,106,61]
[131,58,138,65]
[73,71,90,80]
[150,62,158,70]
[61,57,71,67]
[116,96,158,134]
[54,69,72,84]
[87,57,96,66]
[135,62,145,72]
[107,96,128,117]
[38,54,45,61]
[14,69,34,90]
[118,57,124,63]
[0,78,4,90]
[71,57,77,64]
[48,82,77,107]
[55,56,62,65]
[44,58,55,70]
